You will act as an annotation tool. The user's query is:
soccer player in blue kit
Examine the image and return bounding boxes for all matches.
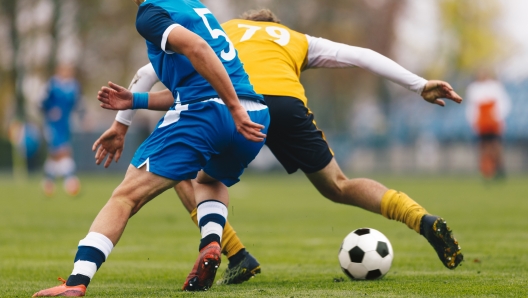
[32,0,269,296]
[40,64,83,197]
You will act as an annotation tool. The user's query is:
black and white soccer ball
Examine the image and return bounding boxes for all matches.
[338,228,394,280]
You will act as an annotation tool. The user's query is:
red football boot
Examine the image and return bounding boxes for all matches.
[182,241,221,291]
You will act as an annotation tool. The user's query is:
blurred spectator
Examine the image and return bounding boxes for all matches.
[39,64,84,196]
[465,68,511,180]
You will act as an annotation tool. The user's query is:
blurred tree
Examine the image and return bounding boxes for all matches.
[75,0,148,103]
[1,0,24,124]
[435,0,508,78]
[2,0,31,179]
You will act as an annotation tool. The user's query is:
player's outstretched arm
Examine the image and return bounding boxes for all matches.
[92,120,129,168]
[306,36,463,106]
[305,36,426,93]
[421,80,463,107]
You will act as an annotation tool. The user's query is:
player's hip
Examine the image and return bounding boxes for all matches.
[157,98,267,128]
[131,98,269,182]
[262,95,334,174]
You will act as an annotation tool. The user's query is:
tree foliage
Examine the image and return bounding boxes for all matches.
[0,0,512,137]
[436,0,508,77]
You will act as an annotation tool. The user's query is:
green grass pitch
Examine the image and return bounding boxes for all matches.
[1,172,527,297]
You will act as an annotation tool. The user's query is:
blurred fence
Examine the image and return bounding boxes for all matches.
[2,131,527,176]
[1,80,527,175]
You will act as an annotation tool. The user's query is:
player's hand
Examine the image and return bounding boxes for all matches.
[230,105,266,142]
[92,121,129,168]
[98,81,133,110]
[421,80,463,107]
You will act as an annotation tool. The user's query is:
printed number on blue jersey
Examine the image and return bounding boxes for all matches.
[194,8,236,61]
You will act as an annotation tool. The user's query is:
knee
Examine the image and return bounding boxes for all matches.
[318,181,345,204]
[110,187,142,215]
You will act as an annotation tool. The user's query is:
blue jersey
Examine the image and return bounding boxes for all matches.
[41,76,81,149]
[136,0,264,105]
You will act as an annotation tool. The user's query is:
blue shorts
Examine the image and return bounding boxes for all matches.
[43,123,71,153]
[131,98,269,187]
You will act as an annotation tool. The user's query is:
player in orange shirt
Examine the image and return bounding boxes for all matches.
[465,69,511,179]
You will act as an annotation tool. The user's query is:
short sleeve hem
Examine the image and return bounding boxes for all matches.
[161,24,181,54]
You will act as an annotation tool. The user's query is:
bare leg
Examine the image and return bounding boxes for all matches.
[490,138,505,177]
[479,139,495,179]
[192,171,229,207]
[305,157,462,269]
[90,165,177,245]
[306,157,427,234]
[305,158,387,214]
[43,147,78,196]
[175,180,196,213]
[32,165,179,297]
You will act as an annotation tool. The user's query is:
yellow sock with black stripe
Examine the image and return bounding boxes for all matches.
[190,208,245,258]
[380,189,428,233]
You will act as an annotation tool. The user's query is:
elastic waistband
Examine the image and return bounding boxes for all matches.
[201,98,268,111]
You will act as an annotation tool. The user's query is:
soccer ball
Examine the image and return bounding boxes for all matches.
[338,228,394,280]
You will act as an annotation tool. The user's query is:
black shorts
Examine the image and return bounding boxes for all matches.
[264,95,334,174]
[478,133,501,142]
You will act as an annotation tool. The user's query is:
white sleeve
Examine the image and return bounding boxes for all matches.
[305,35,427,95]
[115,63,160,126]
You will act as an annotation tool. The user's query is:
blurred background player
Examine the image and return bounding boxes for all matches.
[40,64,83,197]
[465,68,511,180]
[94,9,465,283]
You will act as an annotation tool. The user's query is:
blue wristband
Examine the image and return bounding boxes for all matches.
[132,92,149,109]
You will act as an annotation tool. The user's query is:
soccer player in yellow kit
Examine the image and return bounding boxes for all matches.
[94,9,463,285]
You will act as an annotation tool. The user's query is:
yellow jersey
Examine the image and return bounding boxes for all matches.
[222,19,309,104]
